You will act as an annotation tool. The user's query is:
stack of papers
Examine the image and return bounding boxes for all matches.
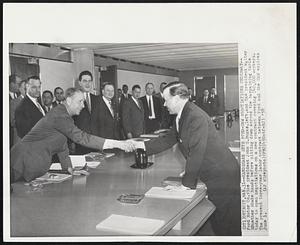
[96,214,165,235]
[145,187,196,200]
[162,176,206,189]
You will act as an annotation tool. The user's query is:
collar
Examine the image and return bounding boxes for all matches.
[26,93,38,103]
[102,96,111,104]
[176,99,188,121]
[132,96,139,104]
[62,102,72,116]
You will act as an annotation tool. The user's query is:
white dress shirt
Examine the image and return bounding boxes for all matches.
[132,97,141,109]
[176,100,188,132]
[102,96,114,117]
[26,93,45,116]
[146,94,156,119]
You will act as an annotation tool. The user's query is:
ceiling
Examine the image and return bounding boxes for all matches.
[54,43,238,71]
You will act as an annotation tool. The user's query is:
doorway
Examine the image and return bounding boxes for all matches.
[194,76,216,101]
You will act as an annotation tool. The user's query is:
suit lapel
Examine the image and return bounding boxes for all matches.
[178,102,190,136]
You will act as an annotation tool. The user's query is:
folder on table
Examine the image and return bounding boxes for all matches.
[36,173,72,183]
[145,187,196,200]
[96,214,165,235]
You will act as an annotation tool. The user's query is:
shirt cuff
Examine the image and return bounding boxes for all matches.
[103,139,116,149]
[134,141,146,150]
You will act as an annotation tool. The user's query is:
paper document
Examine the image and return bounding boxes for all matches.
[96,214,165,235]
[70,155,86,168]
[140,134,159,138]
[145,186,196,200]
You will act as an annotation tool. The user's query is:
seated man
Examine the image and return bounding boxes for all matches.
[10,87,135,183]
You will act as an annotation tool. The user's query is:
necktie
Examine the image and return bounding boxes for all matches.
[85,93,91,112]
[36,101,45,116]
[108,100,114,117]
[148,96,153,117]
[14,93,17,99]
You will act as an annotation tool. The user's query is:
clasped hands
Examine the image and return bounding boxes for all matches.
[114,139,145,152]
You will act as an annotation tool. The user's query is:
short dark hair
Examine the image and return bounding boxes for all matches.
[42,90,53,98]
[102,82,114,90]
[79,70,93,81]
[145,82,154,88]
[163,81,189,99]
[65,87,84,98]
[9,74,20,84]
[122,84,128,89]
[132,84,141,91]
[54,87,63,94]
[26,75,40,84]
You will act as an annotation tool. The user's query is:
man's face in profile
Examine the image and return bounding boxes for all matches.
[68,92,85,115]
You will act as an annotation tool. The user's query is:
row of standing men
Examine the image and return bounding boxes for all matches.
[9,71,175,155]
[9,71,220,155]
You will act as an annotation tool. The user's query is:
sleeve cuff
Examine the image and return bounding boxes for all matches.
[103,139,116,149]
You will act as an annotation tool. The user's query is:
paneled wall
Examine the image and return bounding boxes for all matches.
[178,68,238,114]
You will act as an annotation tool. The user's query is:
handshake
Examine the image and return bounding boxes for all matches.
[113,139,146,152]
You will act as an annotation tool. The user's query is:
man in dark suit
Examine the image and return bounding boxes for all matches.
[122,85,145,138]
[209,87,220,117]
[42,90,54,113]
[196,89,211,116]
[52,87,65,107]
[140,82,162,133]
[131,82,241,236]
[121,84,132,100]
[10,87,136,183]
[155,82,175,129]
[15,76,45,138]
[92,83,120,139]
[73,70,99,154]
[10,80,26,147]
[9,75,22,147]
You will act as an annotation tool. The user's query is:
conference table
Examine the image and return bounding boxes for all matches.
[10,145,215,237]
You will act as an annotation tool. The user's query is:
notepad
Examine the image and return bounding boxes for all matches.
[162,176,206,189]
[145,187,196,200]
[50,163,62,170]
[96,214,165,235]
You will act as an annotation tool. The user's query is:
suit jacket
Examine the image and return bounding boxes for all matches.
[10,96,24,146]
[10,104,106,182]
[140,95,162,122]
[15,95,45,138]
[209,94,220,116]
[154,92,174,129]
[145,102,240,191]
[92,97,120,139]
[196,96,211,116]
[119,94,132,117]
[122,97,145,138]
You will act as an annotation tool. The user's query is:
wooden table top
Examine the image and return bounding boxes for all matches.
[10,145,207,237]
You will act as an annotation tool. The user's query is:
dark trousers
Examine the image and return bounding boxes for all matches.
[145,118,160,134]
[207,187,241,236]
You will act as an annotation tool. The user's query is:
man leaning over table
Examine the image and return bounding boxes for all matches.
[129,82,241,236]
[10,87,136,184]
